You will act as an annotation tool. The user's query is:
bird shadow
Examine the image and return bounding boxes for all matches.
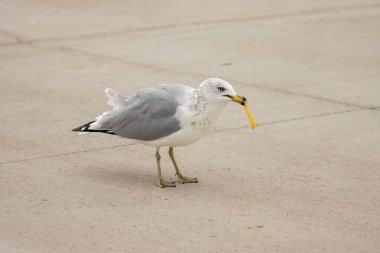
[79,164,158,189]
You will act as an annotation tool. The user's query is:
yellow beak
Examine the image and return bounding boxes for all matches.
[232,95,256,129]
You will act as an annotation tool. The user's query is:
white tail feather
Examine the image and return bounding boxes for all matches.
[105,88,129,110]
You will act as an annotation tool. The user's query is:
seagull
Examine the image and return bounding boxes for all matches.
[72,78,256,188]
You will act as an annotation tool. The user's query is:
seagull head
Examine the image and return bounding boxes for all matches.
[199,78,250,105]
[199,78,256,129]
[199,78,237,103]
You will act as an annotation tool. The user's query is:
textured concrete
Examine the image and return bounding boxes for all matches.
[1,1,379,253]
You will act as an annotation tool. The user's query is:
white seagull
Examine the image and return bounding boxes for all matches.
[73,78,256,188]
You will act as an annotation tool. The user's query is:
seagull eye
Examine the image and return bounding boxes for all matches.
[217,87,225,92]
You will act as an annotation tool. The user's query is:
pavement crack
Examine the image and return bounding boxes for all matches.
[45,45,198,76]
[0,27,28,46]
[214,108,364,133]
[0,143,135,166]
[232,79,369,109]
[257,108,364,127]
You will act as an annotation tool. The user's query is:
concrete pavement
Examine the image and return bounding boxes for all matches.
[1,1,379,252]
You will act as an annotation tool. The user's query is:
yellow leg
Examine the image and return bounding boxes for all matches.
[155,147,176,188]
[169,147,198,184]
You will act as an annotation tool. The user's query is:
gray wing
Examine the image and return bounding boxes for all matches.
[93,86,183,141]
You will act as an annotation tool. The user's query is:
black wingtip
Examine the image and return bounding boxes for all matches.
[72,121,95,132]
[71,121,116,135]
[72,126,82,132]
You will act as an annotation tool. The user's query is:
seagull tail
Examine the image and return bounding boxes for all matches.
[105,88,129,110]
[72,120,116,135]
[72,88,126,135]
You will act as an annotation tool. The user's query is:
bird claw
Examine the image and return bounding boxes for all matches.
[176,174,198,184]
[157,178,176,188]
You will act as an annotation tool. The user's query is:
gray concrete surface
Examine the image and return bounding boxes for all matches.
[1,1,379,252]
